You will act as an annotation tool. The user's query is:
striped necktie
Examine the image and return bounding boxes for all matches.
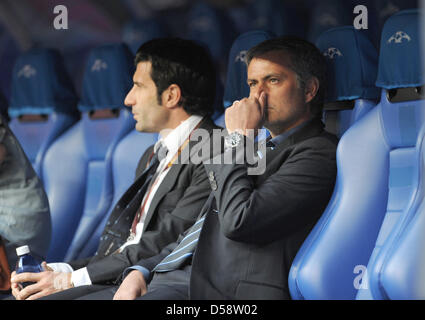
[153,214,206,272]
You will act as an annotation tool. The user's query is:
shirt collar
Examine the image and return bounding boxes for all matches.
[154,115,203,159]
[268,118,313,147]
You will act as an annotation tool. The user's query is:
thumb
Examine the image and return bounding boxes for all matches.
[41,261,53,272]
[258,91,267,109]
[258,92,267,118]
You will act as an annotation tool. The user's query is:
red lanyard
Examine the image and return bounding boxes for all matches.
[128,121,202,237]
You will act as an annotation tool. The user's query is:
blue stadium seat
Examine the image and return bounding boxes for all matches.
[307,0,353,43]
[316,26,380,138]
[42,44,135,262]
[8,48,79,178]
[356,9,424,300]
[364,126,424,300]
[186,2,236,67]
[0,24,20,100]
[216,30,275,128]
[246,0,292,36]
[76,129,158,259]
[122,18,167,55]
[288,9,424,300]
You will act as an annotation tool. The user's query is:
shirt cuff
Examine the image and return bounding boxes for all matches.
[71,267,92,287]
[47,262,74,273]
[124,266,150,283]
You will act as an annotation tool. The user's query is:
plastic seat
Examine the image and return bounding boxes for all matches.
[307,0,353,43]
[356,9,425,300]
[43,44,135,262]
[76,129,158,259]
[0,24,20,100]
[316,26,380,138]
[186,2,236,121]
[288,9,424,300]
[8,48,79,178]
[364,126,424,300]
[122,18,167,55]
[186,1,236,72]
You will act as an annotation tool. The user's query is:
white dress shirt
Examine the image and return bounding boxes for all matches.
[49,115,204,287]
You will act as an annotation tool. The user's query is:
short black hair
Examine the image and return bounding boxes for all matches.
[246,36,327,117]
[135,38,216,117]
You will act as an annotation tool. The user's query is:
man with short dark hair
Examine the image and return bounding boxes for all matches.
[77,36,338,300]
[10,38,220,300]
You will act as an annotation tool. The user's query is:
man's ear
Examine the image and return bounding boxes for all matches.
[304,77,319,104]
[161,84,182,109]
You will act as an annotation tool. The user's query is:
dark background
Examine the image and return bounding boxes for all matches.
[0,0,420,102]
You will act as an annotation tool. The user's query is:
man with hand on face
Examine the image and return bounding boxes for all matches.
[76,36,339,300]
[10,38,220,300]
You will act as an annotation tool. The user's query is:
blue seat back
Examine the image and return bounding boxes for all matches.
[122,18,167,55]
[307,0,353,43]
[288,9,423,300]
[8,48,79,178]
[0,25,20,100]
[246,0,292,36]
[316,26,380,137]
[356,9,424,300]
[77,129,158,259]
[374,129,425,299]
[364,126,424,300]
[186,2,236,65]
[43,44,135,262]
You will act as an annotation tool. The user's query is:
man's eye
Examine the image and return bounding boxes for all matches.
[270,78,279,84]
[248,82,256,87]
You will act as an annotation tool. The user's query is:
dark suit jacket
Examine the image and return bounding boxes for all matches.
[190,119,338,299]
[69,118,220,284]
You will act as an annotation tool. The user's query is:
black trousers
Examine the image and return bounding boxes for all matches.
[40,265,191,300]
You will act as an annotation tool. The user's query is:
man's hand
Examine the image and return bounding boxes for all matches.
[10,262,73,300]
[225,92,267,136]
[113,270,147,300]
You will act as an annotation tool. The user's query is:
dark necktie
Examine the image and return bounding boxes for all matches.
[128,143,168,239]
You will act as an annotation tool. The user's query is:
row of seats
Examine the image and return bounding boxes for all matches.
[288,9,424,300]
[4,8,424,298]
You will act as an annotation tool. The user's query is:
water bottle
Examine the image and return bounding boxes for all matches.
[15,245,43,288]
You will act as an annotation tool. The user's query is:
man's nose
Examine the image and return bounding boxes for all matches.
[252,83,266,100]
[124,90,134,108]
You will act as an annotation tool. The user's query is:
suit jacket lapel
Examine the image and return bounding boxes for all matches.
[142,164,183,232]
[142,117,219,232]
[255,119,325,185]
[116,159,152,208]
